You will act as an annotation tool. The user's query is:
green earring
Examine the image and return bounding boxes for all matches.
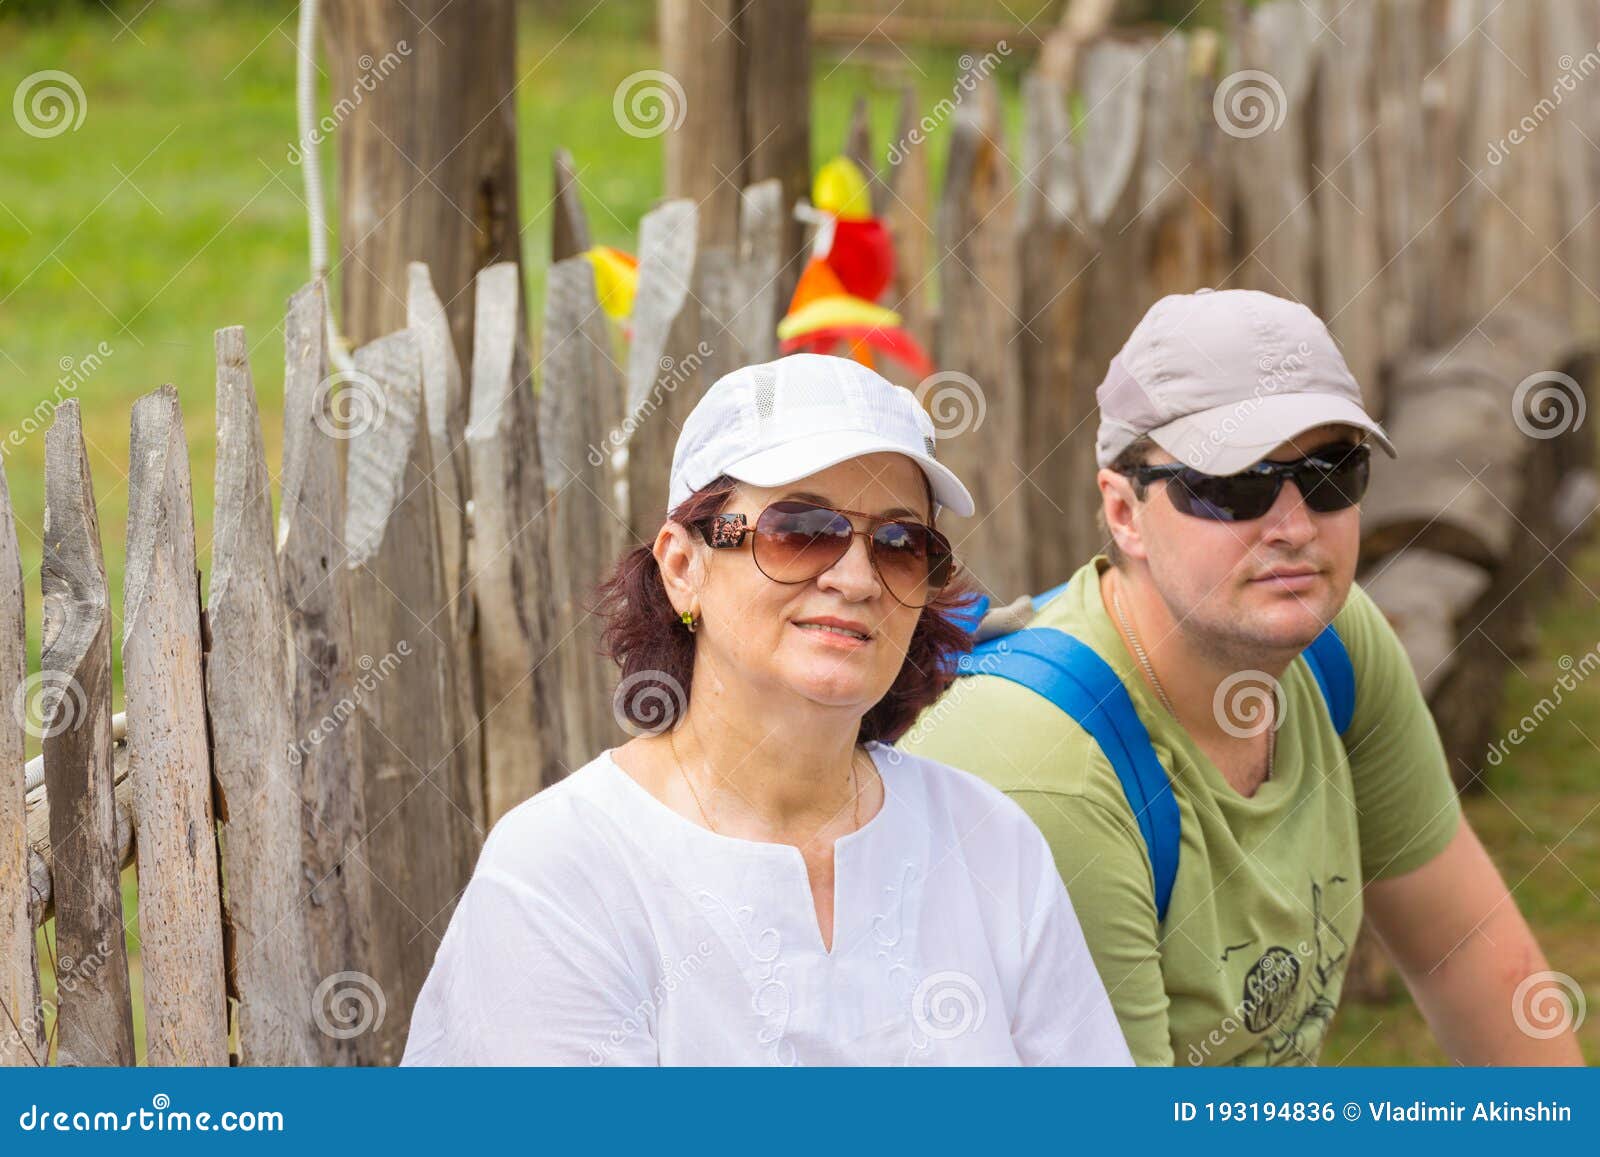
[679,609,697,633]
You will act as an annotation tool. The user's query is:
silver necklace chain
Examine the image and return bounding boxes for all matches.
[1111,574,1275,777]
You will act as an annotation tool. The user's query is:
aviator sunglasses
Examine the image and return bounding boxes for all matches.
[694,499,957,608]
[1112,440,1372,523]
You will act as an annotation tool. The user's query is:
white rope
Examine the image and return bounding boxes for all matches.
[297,0,356,376]
[22,712,126,795]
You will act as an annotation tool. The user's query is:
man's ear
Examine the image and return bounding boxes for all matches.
[654,520,706,615]
[1098,467,1150,564]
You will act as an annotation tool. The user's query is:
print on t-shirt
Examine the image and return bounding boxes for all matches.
[1225,876,1352,1065]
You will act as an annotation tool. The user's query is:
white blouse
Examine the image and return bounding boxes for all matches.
[400,741,1133,1066]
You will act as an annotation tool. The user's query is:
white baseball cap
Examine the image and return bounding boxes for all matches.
[1095,288,1398,475]
[668,353,975,518]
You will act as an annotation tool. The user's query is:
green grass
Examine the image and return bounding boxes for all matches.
[1,2,1594,1067]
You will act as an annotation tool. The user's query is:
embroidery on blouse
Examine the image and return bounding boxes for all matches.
[864,858,936,1064]
[696,889,796,1065]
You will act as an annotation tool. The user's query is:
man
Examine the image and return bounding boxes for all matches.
[899,288,1583,1066]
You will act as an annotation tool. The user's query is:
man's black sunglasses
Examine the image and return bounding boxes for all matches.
[1112,441,1371,522]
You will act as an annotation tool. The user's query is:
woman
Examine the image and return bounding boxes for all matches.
[401,353,1131,1066]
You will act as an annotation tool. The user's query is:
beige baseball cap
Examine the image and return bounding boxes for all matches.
[1094,288,1398,476]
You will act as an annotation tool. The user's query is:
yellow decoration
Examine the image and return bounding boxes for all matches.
[584,245,639,321]
[812,157,873,222]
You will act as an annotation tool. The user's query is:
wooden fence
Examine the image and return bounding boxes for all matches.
[5,0,1600,1065]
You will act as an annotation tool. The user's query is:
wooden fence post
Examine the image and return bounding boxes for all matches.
[408,263,484,831]
[539,256,629,766]
[278,281,374,1065]
[1017,72,1092,591]
[1315,2,1385,420]
[736,178,785,365]
[625,200,699,543]
[346,329,478,1064]
[1225,2,1320,302]
[885,86,936,366]
[551,149,592,264]
[1065,39,1152,570]
[209,330,322,1066]
[124,384,227,1066]
[0,458,42,1067]
[468,262,571,817]
[934,74,1028,601]
[41,400,135,1067]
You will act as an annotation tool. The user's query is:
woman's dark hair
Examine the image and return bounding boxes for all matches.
[592,472,977,745]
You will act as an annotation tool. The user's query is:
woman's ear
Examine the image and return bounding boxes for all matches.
[654,519,705,615]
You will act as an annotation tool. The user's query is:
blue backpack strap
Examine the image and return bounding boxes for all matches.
[1300,623,1355,734]
[958,629,1181,923]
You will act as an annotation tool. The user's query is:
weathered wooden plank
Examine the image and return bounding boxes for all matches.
[346,328,478,1064]
[123,384,227,1066]
[407,263,484,832]
[0,458,43,1066]
[1426,0,1485,343]
[23,739,132,932]
[1070,39,1153,567]
[468,263,571,819]
[550,148,591,264]
[741,0,811,312]
[661,0,742,248]
[935,73,1028,600]
[278,280,373,1065]
[1016,72,1092,592]
[735,178,784,364]
[1467,1,1566,322]
[538,256,630,766]
[845,94,886,217]
[1225,1,1320,302]
[623,199,698,540]
[210,329,321,1067]
[41,400,135,1066]
[884,86,935,368]
[1373,0,1432,372]
[1545,0,1600,335]
[1314,1,1385,420]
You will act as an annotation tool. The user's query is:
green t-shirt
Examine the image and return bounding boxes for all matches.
[897,554,1461,1066]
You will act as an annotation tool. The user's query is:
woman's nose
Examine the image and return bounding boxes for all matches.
[816,533,881,598]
